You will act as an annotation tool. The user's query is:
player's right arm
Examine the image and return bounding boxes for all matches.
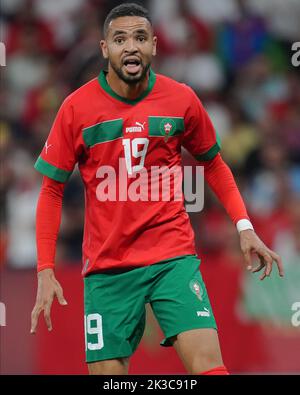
[31,98,84,333]
[31,176,68,333]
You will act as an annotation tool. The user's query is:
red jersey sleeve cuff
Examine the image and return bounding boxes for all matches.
[37,263,55,272]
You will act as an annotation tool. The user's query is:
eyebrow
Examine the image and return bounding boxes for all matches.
[112,29,149,37]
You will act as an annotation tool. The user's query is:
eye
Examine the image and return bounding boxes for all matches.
[137,36,146,42]
[115,37,125,44]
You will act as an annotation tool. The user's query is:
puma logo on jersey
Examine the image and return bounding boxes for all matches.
[197,307,210,317]
[125,121,146,133]
[136,121,146,130]
[45,141,52,154]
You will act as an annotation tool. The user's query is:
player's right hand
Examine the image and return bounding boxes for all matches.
[30,268,68,334]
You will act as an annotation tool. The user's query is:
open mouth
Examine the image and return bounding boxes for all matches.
[123,58,142,74]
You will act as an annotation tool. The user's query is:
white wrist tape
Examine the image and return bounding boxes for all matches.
[236,219,254,233]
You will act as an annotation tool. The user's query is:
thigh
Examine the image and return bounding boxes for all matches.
[84,268,148,364]
[150,255,217,347]
[170,328,223,374]
[88,357,130,375]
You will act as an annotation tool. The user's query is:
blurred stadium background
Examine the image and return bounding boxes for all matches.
[0,0,300,374]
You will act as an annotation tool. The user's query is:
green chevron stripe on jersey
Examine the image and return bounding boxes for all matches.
[34,156,72,182]
[83,119,123,147]
[148,116,184,138]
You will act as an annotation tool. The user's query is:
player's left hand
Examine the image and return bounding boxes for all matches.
[239,229,284,280]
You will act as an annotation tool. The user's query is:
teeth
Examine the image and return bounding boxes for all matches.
[124,60,139,66]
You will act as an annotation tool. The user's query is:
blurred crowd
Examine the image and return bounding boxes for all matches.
[1,0,299,280]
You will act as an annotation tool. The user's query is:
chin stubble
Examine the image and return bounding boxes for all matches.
[111,61,151,85]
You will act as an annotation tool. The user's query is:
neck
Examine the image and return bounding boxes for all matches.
[106,65,149,100]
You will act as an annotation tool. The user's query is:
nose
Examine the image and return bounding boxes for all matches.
[124,37,138,53]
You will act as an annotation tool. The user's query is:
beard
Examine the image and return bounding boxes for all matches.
[109,59,151,85]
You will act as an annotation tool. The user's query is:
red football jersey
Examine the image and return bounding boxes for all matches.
[35,70,220,275]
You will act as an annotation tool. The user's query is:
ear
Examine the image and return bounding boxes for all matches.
[100,40,108,59]
[152,36,157,57]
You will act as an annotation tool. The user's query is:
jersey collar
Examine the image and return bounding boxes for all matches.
[98,69,156,105]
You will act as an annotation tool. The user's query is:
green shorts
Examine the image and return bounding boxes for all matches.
[83,254,217,363]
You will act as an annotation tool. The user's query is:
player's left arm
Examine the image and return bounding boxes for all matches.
[182,86,283,279]
[201,153,284,280]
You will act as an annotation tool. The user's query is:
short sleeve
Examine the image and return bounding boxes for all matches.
[182,87,221,161]
[34,100,77,182]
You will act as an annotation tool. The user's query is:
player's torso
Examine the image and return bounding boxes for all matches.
[75,75,188,185]
[69,75,197,272]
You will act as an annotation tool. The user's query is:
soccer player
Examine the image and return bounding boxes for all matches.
[30,3,283,375]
